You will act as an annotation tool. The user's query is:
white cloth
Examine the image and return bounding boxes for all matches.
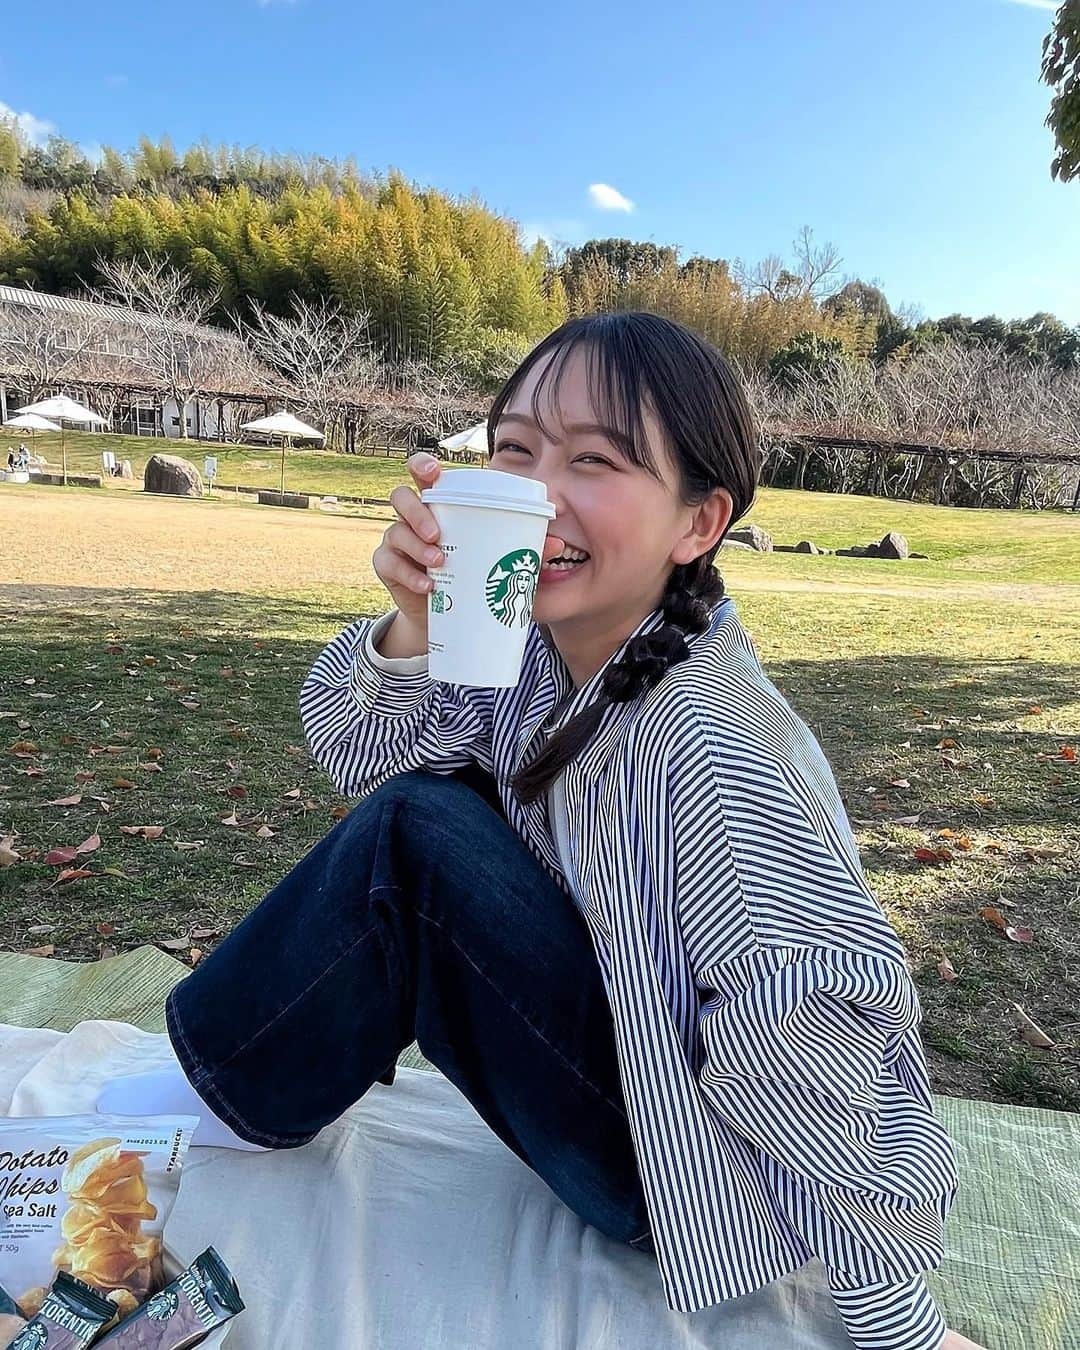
[1,1020,853,1348]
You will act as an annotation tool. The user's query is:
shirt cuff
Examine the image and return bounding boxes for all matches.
[349,611,436,717]
[828,1273,946,1350]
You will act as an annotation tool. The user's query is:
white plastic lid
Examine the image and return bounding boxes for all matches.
[421,467,556,519]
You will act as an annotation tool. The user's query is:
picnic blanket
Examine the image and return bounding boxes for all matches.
[1,950,1077,1349]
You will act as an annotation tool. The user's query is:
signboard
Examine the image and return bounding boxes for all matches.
[203,456,218,479]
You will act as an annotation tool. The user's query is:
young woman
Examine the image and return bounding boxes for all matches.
[100,313,982,1350]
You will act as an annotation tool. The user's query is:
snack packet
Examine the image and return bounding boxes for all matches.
[6,1271,115,1350]
[0,1116,196,1321]
[95,1248,243,1349]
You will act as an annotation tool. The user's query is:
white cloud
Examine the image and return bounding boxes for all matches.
[1002,1,1058,10]
[0,99,55,146]
[588,182,635,213]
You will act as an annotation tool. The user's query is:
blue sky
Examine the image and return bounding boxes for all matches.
[2,0,1076,323]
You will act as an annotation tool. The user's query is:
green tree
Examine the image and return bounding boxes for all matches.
[1042,0,1080,181]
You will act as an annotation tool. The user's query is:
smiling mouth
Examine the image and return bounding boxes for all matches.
[543,545,590,571]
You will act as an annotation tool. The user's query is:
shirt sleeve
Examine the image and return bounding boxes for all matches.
[299,611,495,798]
[688,729,957,1350]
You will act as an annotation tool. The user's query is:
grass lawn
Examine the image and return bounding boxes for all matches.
[1,463,1078,1113]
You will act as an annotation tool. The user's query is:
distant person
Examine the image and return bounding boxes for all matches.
[16,445,30,471]
[5,448,14,471]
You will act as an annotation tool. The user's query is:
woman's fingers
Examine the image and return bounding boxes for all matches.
[388,484,441,544]
[383,520,443,569]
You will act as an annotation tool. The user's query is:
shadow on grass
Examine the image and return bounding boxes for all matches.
[2,587,1077,1110]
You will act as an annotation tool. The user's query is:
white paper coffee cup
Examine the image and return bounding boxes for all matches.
[420,468,556,687]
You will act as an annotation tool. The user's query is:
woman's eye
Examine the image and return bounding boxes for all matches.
[494,442,529,456]
[576,455,612,466]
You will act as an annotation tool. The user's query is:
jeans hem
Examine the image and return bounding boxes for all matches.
[165,986,319,1150]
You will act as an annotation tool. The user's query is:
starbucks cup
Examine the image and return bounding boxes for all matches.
[420,467,556,687]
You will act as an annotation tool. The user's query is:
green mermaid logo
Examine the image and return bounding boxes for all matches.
[485,549,540,628]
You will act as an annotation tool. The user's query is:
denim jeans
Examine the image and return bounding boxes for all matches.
[166,764,655,1253]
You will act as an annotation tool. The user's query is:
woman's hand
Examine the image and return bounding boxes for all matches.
[372,453,446,630]
[941,1329,989,1349]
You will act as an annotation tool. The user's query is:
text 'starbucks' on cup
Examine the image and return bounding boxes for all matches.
[420,468,556,687]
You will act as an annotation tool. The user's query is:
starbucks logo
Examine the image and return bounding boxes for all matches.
[485,549,540,628]
[146,1291,179,1322]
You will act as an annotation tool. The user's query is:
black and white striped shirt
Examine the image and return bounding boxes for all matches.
[299,597,958,1350]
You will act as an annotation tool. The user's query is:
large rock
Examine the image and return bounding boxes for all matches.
[144,453,203,497]
[726,524,773,553]
[794,540,825,554]
[877,530,910,560]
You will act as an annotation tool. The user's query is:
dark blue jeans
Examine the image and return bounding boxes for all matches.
[166,765,654,1253]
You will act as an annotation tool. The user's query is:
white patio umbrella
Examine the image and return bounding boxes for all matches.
[18,395,108,486]
[438,421,488,458]
[2,413,62,474]
[240,410,324,496]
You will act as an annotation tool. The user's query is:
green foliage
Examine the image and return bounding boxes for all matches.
[768,331,851,386]
[1042,0,1080,182]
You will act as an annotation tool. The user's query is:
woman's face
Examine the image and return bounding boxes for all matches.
[490,344,730,633]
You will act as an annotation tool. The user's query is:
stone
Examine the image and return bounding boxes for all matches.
[720,539,754,551]
[910,552,929,560]
[144,453,203,497]
[257,489,310,510]
[877,531,910,560]
[793,540,824,554]
[726,524,773,552]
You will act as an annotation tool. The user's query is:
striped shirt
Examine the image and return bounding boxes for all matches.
[299,597,958,1350]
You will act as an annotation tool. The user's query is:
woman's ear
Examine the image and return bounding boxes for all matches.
[671,488,734,566]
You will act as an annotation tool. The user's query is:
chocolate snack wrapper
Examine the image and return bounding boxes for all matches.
[6,1270,115,1349]
[95,1248,243,1349]
[0,1116,196,1322]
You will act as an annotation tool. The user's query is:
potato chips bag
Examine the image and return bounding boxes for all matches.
[0,1116,196,1322]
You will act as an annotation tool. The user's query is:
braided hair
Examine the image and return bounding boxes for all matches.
[496,312,760,808]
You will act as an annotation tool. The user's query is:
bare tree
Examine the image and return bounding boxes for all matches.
[95,255,226,439]
[734,225,842,303]
[0,302,101,401]
[238,294,379,445]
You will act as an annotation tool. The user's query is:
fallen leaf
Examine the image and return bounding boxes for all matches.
[26,923,55,935]
[282,788,302,800]
[119,824,164,839]
[225,785,248,800]
[1012,1003,1054,1049]
[936,737,959,750]
[159,937,190,951]
[1027,705,1044,715]
[16,766,44,777]
[979,906,1009,933]
[56,868,94,884]
[76,832,101,855]
[21,945,55,958]
[112,777,135,790]
[189,948,204,967]
[1060,745,1077,763]
[104,744,126,754]
[937,956,958,982]
[0,836,21,867]
[915,847,953,864]
[330,806,349,821]
[45,846,79,865]
[255,824,275,839]
[174,840,204,852]
[190,926,220,940]
[74,770,96,783]
[1006,925,1035,944]
[888,779,911,789]
[982,838,1008,853]
[146,747,164,760]
[8,740,39,755]
[99,867,130,878]
[96,922,116,936]
[180,699,201,711]
[220,813,240,827]
[139,761,164,773]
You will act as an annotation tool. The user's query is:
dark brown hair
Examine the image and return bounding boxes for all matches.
[488,311,760,806]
